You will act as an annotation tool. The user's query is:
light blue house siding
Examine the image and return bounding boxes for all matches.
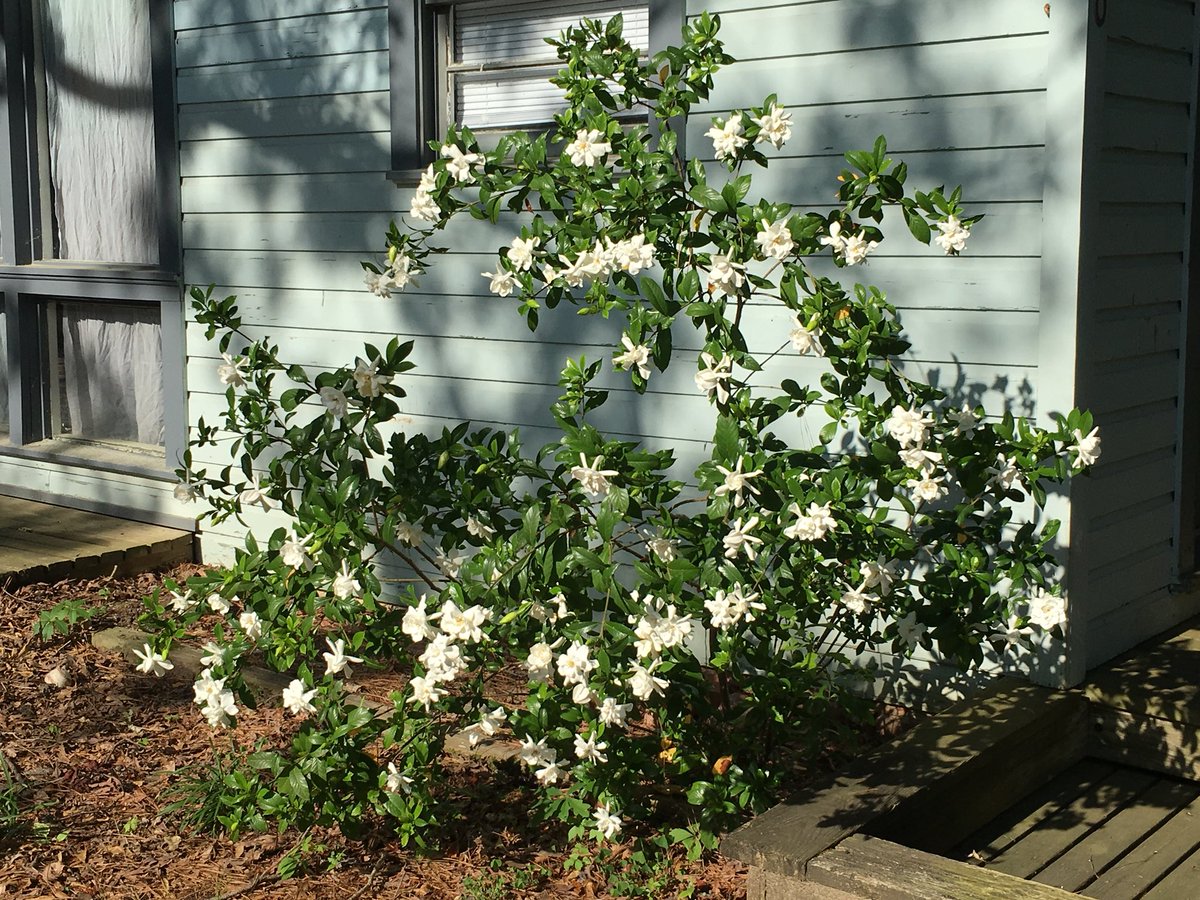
[171,0,1198,682]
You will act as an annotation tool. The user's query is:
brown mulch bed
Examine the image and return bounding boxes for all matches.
[0,566,750,899]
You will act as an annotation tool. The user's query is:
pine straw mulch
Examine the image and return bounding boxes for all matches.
[0,565,918,899]
[0,565,752,900]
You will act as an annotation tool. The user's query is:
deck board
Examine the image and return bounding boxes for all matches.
[1082,792,1200,899]
[987,767,1159,879]
[0,495,193,586]
[1141,842,1200,898]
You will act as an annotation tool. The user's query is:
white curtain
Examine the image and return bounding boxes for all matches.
[61,303,163,445]
[0,311,8,431]
[41,0,158,264]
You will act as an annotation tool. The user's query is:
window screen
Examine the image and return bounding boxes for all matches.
[449,0,649,131]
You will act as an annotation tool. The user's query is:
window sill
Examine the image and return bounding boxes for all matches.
[0,437,174,481]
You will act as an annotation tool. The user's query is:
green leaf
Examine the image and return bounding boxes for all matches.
[714,415,740,463]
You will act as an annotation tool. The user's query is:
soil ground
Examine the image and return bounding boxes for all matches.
[0,566,750,899]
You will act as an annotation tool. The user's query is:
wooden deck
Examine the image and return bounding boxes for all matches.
[0,495,193,587]
[954,758,1200,898]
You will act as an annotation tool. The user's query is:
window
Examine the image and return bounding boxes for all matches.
[0,0,183,474]
[389,0,681,181]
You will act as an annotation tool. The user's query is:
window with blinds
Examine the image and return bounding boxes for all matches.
[445,0,650,132]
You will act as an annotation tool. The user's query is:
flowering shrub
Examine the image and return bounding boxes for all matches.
[143,12,1099,850]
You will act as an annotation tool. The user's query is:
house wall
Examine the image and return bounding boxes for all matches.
[1075,1,1200,668]
[175,0,1087,689]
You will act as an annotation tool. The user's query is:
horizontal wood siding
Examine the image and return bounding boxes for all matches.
[1079,0,1199,665]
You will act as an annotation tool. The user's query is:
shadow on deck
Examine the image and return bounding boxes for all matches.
[722,612,1200,899]
[0,495,194,588]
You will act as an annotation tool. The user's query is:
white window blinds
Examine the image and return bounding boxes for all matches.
[449,0,649,131]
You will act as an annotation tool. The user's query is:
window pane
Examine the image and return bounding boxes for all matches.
[454,1,649,66]
[38,0,158,264]
[51,301,163,447]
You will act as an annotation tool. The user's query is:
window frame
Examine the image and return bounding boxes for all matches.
[387,0,684,184]
[0,0,184,475]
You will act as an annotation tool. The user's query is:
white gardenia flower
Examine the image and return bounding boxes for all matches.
[1072,427,1102,467]
[840,587,876,616]
[630,593,695,659]
[934,215,970,255]
[859,557,897,597]
[755,218,794,260]
[518,735,554,768]
[420,634,466,683]
[409,188,441,222]
[598,697,632,728]
[750,103,793,149]
[593,803,623,840]
[439,143,484,182]
[402,595,438,643]
[352,356,392,398]
[389,252,416,290]
[201,690,237,728]
[439,600,491,644]
[886,405,934,449]
[714,457,764,508]
[506,235,540,272]
[466,517,495,540]
[908,474,948,504]
[1028,587,1067,631]
[167,589,196,613]
[217,353,248,388]
[482,269,517,297]
[707,254,746,296]
[723,516,763,560]
[280,531,314,570]
[525,642,555,684]
[571,453,619,498]
[365,269,393,298]
[988,454,1023,492]
[612,234,656,274]
[566,128,612,167]
[238,610,263,641]
[417,164,436,193]
[900,447,943,475]
[628,660,669,701]
[556,640,598,687]
[386,762,415,794]
[574,732,609,763]
[462,706,508,747]
[436,548,467,579]
[947,403,979,437]
[396,519,426,546]
[206,592,232,616]
[173,481,199,503]
[407,674,447,710]
[993,614,1033,650]
[318,386,349,419]
[199,641,226,668]
[842,231,879,266]
[896,611,927,648]
[557,253,589,287]
[613,334,652,380]
[193,669,225,706]
[819,221,847,255]
[530,591,570,624]
[705,115,748,159]
[643,528,678,563]
[705,584,765,630]
[238,476,275,512]
[783,502,837,542]
[695,352,733,404]
[322,636,364,678]
[331,561,362,601]
[789,314,824,356]
[282,679,317,715]
[534,756,564,785]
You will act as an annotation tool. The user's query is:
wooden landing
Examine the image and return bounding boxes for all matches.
[954,758,1200,898]
[0,495,193,587]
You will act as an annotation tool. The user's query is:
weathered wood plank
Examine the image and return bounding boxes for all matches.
[1101,97,1192,155]
[1081,791,1200,899]
[176,7,386,68]
[1089,708,1200,783]
[953,759,1118,863]
[807,834,1078,900]
[1103,41,1194,104]
[1142,842,1200,898]
[1104,0,1196,54]
[1087,622,1200,727]
[720,680,1080,878]
[178,92,390,142]
[987,767,1159,879]
[1034,775,1199,893]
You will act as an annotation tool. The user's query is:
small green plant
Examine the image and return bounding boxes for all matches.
[160,744,270,837]
[0,755,57,846]
[461,859,549,900]
[32,596,104,641]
